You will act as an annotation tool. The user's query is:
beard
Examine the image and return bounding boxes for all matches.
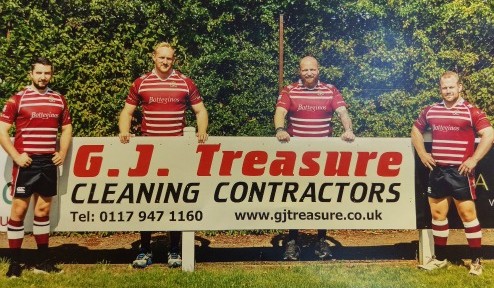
[302,76,318,88]
[32,81,48,90]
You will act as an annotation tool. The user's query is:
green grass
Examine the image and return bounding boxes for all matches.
[0,260,492,288]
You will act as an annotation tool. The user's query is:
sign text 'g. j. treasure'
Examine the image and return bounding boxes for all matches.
[69,142,404,205]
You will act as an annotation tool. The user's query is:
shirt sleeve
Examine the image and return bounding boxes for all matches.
[276,86,292,110]
[413,106,430,133]
[471,106,492,132]
[60,95,72,126]
[125,78,142,106]
[331,87,347,110]
[185,78,203,105]
[0,96,19,124]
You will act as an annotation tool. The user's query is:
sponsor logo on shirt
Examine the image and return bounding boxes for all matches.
[297,104,327,112]
[149,97,180,104]
[31,112,59,119]
[431,124,460,132]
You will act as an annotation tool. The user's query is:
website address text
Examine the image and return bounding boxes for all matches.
[235,209,383,223]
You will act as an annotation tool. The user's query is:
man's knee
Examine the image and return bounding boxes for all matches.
[10,199,30,221]
[34,197,52,217]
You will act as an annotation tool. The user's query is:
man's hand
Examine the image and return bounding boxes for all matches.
[196,132,208,143]
[459,157,478,176]
[276,130,290,142]
[14,152,32,168]
[341,130,355,142]
[119,132,132,144]
[52,151,66,166]
[419,153,436,171]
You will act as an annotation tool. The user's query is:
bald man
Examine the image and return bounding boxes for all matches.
[274,56,355,261]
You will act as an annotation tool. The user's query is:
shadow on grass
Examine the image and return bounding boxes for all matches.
[1,233,492,265]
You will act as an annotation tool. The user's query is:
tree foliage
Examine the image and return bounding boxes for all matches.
[0,0,492,137]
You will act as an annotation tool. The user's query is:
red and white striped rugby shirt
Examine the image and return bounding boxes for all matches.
[276,80,347,137]
[414,99,492,166]
[125,69,203,136]
[0,87,72,155]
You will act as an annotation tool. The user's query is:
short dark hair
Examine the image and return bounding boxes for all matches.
[31,57,52,71]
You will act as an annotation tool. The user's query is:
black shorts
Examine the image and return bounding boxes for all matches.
[11,155,58,198]
[428,166,476,200]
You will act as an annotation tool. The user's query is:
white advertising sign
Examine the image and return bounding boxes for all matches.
[1,135,416,231]
[0,152,12,228]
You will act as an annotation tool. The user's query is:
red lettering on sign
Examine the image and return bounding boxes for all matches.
[196,144,221,176]
[377,152,402,177]
[299,151,321,176]
[128,145,154,177]
[243,151,268,176]
[73,145,104,177]
[196,143,404,178]
[324,152,351,176]
[107,169,119,177]
[354,152,378,176]
[270,151,296,176]
[220,151,243,176]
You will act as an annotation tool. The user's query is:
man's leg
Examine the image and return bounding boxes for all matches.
[31,195,62,274]
[168,231,182,268]
[315,229,332,259]
[6,197,30,277]
[287,229,298,242]
[139,231,152,252]
[455,199,483,275]
[429,197,450,261]
[283,229,300,260]
[33,195,52,259]
[132,231,153,268]
[418,197,450,270]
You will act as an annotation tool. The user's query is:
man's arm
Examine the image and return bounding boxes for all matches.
[118,103,137,144]
[52,123,73,166]
[0,121,31,167]
[335,106,355,142]
[411,125,436,170]
[191,102,208,143]
[459,126,494,175]
[274,107,290,142]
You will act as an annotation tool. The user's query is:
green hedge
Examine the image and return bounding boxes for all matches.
[1,0,492,137]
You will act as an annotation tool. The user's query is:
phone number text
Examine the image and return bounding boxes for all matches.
[69,210,203,223]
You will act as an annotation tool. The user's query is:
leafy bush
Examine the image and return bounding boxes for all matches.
[0,0,492,137]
